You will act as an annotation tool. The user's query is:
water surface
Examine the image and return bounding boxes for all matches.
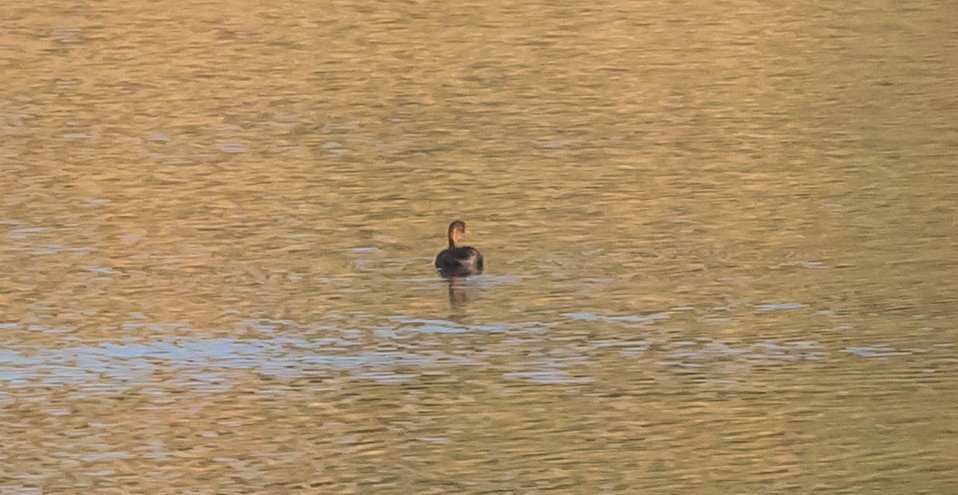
[2,1,957,493]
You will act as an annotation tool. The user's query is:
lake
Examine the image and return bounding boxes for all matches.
[1,1,956,493]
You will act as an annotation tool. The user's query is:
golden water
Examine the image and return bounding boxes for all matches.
[2,1,957,493]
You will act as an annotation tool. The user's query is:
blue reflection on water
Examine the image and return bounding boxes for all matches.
[563,311,670,324]
[755,302,803,311]
[4,302,906,397]
[0,315,560,393]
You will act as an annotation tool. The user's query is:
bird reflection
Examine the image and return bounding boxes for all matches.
[445,276,470,308]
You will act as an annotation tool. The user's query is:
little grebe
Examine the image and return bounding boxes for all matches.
[434,220,484,277]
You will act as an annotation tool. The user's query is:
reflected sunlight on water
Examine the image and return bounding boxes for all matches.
[2,0,957,493]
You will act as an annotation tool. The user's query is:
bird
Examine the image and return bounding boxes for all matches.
[434,220,484,277]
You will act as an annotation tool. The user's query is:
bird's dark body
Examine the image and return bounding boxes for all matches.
[435,246,484,277]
